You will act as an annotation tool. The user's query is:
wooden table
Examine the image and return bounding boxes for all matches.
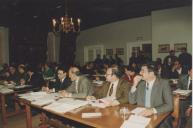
[20,98,170,128]
[0,87,40,128]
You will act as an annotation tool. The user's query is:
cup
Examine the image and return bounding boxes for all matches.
[119,107,130,120]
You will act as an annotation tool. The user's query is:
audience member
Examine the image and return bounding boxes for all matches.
[88,65,129,105]
[129,64,173,128]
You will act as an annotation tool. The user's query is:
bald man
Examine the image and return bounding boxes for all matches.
[59,66,91,99]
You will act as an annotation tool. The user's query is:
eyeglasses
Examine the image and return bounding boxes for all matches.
[105,73,112,76]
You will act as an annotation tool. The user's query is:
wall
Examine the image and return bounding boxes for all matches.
[76,6,192,66]
[152,6,192,61]
[76,16,152,65]
[0,27,9,64]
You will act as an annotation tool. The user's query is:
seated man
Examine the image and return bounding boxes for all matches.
[129,64,173,128]
[88,65,129,106]
[177,66,192,128]
[53,67,71,92]
[26,66,45,89]
[59,66,91,98]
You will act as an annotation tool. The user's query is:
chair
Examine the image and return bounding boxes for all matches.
[171,95,180,128]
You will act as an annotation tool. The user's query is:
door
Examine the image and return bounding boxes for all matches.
[84,45,104,63]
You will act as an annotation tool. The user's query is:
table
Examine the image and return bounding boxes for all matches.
[0,87,40,128]
[20,98,170,128]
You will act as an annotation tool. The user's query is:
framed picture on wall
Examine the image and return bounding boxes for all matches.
[106,49,113,55]
[174,43,187,52]
[158,44,170,53]
[116,48,124,55]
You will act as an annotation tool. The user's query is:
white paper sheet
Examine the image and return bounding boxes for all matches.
[131,107,146,115]
[120,115,151,128]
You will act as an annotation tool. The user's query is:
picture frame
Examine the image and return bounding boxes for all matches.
[158,44,170,53]
[116,48,124,55]
[174,43,187,52]
[106,49,113,55]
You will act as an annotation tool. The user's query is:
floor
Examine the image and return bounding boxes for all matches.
[0,113,40,128]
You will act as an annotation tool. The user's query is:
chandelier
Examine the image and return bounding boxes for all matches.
[52,0,81,33]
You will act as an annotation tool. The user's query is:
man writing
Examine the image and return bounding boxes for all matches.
[88,65,129,106]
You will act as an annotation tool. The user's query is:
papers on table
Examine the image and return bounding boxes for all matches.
[43,99,89,113]
[18,92,58,102]
[120,115,151,128]
[131,107,146,115]
[89,97,115,108]
[82,112,102,118]
[173,89,192,96]
[14,85,32,89]
[0,88,14,94]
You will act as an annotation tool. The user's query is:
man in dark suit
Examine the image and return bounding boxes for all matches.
[53,67,71,92]
[177,66,192,128]
[169,60,188,79]
[88,65,129,105]
[129,64,173,127]
[59,66,91,98]
[26,66,45,89]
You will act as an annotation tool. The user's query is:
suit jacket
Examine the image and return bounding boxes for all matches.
[66,76,91,98]
[177,74,190,90]
[27,72,45,88]
[129,78,173,114]
[93,78,130,104]
[54,77,71,92]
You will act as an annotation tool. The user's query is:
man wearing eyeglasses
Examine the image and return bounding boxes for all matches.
[88,65,130,106]
[129,63,173,128]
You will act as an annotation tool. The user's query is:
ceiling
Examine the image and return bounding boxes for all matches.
[0,0,191,30]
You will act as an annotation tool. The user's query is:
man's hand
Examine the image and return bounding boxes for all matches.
[139,108,154,117]
[185,107,192,117]
[59,90,71,97]
[86,96,96,100]
[133,75,142,87]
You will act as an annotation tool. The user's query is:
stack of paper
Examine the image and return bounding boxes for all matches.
[43,99,88,113]
[131,107,146,115]
[0,88,14,94]
[31,99,55,106]
[173,89,192,96]
[120,115,151,128]
[14,85,32,89]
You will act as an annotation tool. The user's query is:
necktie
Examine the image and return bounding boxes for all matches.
[145,82,151,107]
[109,84,114,96]
[189,80,192,90]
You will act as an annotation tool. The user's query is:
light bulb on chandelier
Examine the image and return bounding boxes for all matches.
[52,0,81,34]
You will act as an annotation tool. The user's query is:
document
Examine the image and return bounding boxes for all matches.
[43,99,89,113]
[0,88,14,94]
[131,107,146,115]
[82,112,102,118]
[173,89,192,96]
[120,115,151,128]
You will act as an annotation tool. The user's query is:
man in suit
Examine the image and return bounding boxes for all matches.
[53,67,71,91]
[59,66,91,98]
[177,66,192,128]
[129,64,173,127]
[88,65,129,105]
[26,66,45,89]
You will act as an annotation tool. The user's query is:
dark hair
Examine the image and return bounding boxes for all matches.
[126,66,136,73]
[110,65,123,78]
[57,66,68,73]
[142,63,158,76]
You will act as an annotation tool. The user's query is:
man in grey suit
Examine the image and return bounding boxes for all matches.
[129,64,173,127]
[177,66,192,128]
[59,66,91,98]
